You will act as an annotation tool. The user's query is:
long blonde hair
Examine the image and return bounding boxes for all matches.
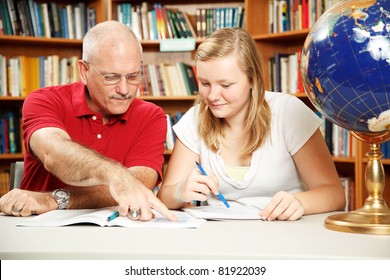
[195,28,271,157]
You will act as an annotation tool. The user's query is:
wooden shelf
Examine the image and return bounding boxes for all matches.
[252,29,310,41]
[293,92,308,98]
[141,38,203,46]
[0,153,24,160]
[0,35,83,45]
[140,95,197,101]
[0,96,25,102]
[333,156,356,163]
[140,95,197,115]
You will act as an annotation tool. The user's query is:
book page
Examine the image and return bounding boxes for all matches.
[183,197,272,220]
[235,196,272,210]
[183,205,263,220]
[17,207,206,229]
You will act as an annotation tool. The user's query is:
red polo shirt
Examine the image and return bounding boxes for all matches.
[21,81,167,192]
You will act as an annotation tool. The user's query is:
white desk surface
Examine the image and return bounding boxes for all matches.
[1,212,389,260]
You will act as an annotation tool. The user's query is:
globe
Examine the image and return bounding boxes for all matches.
[300,0,390,137]
[300,0,390,235]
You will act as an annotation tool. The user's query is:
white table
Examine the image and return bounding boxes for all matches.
[1,212,389,259]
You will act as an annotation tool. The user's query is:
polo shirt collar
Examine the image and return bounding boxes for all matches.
[72,82,132,123]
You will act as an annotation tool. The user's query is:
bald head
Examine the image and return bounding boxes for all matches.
[82,20,143,63]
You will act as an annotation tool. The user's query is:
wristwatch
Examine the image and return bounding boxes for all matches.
[51,189,70,210]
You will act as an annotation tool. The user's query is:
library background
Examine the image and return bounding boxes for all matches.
[0,0,389,211]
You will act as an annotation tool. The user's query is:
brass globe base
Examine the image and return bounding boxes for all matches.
[325,204,390,235]
[325,141,390,235]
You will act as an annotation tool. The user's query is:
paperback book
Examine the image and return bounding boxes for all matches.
[17,207,206,229]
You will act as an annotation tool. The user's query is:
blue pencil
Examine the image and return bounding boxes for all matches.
[195,161,230,208]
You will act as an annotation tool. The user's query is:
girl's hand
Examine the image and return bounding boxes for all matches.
[177,167,219,203]
[260,191,304,221]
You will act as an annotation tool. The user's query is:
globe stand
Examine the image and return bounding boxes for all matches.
[325,132,390,235]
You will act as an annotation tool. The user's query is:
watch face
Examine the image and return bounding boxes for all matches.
[52,189,70,210]
[56,190,68,199]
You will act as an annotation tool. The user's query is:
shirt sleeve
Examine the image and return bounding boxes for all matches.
[22,87,68,155]
[282,95,322,155]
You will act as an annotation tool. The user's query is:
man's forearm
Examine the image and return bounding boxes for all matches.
[66,167,159,209]
[67,185,117,209]
[128,166,159,190]
[31,127,129,188]
[46,139,123,186]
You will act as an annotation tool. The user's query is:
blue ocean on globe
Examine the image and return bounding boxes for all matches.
[301,0,390,133]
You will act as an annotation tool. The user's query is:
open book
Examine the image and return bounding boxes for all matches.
[17,207,206,229]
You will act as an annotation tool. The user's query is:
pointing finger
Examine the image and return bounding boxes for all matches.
[150,197,177,221]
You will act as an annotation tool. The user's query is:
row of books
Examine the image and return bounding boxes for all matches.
[268,51,304,94]
[117,2,196,40]
[195,6,245,38]
[116,2,246,41]
[317,113,357,158]
[0,55,79,97]
[137,62,198,97]
[327,129,390,160]
[0,0,96,38]
[0,53,199,98]
[0,110,21,155]
[331,123,357,158]
[269,0,343,33]
[165,111,184,151]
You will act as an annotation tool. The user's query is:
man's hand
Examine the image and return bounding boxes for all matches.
[0,189,57,216]
[108,174,177,222]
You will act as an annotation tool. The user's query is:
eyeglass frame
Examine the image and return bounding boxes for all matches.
[83,60,142,86]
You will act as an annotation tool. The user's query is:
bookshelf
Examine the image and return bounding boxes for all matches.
[1,0,386,210]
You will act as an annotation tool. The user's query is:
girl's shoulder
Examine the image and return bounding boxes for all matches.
[265,90,298,103]
[265,90,301,110]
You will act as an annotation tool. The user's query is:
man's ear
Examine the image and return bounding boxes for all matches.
[78,60,88,85]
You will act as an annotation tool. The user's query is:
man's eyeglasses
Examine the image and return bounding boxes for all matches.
[84,61,141,86]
